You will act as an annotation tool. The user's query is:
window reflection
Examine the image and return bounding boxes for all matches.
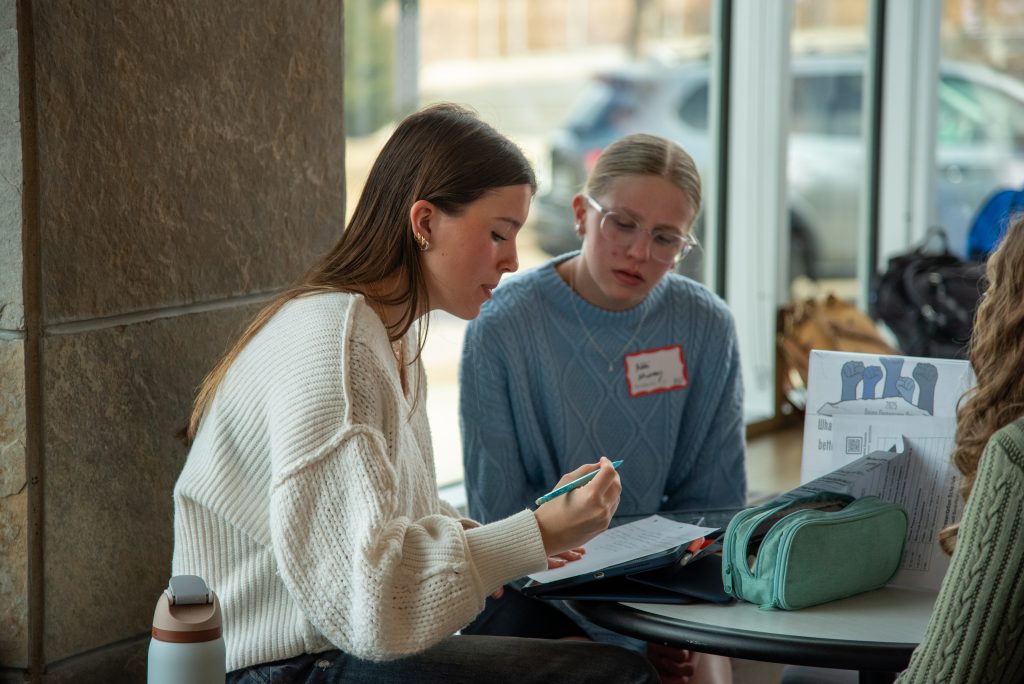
[342,1,1024,487]
[787,5,869,289]
[345,0,715,486]
[938,77,1024,148]
[791,73,863,137]
[939,1,1024,257]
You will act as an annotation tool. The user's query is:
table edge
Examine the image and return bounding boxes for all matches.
[567,600,919,672]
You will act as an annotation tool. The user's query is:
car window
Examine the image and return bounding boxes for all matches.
[938,76,1024,147]
[791,73,863,137]
[565,81,616,135]
[565,77,642,137]
[677,81,709,130]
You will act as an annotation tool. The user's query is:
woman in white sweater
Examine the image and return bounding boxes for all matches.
[172,103,658,683]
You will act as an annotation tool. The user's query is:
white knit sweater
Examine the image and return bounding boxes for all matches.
[172,292,548,670]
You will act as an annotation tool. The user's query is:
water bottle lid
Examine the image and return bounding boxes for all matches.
[152,575,222,644]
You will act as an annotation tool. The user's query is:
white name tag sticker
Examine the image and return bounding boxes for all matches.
[625,345,688,397]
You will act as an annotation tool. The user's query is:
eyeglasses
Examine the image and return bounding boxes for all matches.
[583,195,698,265]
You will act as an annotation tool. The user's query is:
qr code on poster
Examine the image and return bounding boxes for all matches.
[845,436,863,455]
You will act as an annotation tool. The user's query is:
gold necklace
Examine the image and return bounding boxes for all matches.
[391,337,408,394]
[567,260,650,373]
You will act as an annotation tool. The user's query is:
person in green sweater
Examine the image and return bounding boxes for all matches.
[896,214,1024,682]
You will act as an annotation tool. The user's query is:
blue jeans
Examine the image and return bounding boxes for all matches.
[227,635,658,684]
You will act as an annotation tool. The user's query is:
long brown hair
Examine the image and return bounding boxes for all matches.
[186,103,536,442]
[939,215,1024,554]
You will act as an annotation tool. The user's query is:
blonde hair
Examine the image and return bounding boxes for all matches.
[186,104,535,442]
[939,215,1024,554]
[584,133,701,226]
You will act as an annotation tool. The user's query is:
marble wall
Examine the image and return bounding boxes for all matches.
[1,2,344,680]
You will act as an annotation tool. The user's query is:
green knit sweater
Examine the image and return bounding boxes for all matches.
[897,417,1024,683]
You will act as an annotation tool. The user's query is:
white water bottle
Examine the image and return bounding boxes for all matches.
[148,575,226,684]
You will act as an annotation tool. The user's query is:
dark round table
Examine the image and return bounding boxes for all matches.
[569,586,935,684]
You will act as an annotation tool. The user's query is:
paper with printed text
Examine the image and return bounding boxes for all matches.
[801,350,973,485]
[526,515,715,584]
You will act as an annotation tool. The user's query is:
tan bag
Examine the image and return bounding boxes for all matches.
[777,294,898,409]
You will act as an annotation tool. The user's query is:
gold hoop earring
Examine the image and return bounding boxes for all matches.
[413,232,430,251]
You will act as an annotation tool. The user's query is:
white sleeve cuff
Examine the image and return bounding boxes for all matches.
[464,509,547,592]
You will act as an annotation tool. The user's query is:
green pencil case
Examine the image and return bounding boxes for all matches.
[721,492,908,610]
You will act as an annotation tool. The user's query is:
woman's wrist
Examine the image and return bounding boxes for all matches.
[532,507,562,556]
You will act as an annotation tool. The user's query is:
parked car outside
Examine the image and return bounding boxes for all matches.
[530,52,1024,281]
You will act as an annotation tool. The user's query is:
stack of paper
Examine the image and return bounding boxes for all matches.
[527,516,715,584]
[799,350,976,591]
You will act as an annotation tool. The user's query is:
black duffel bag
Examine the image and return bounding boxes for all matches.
[872,230,987,359]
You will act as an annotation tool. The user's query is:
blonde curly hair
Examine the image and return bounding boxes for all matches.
[939,214,1024,554]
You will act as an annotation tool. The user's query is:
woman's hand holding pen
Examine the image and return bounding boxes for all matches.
[533,456,621,556]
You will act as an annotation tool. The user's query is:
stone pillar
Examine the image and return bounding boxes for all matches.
[1,2,344,681]
[2,1,30,678]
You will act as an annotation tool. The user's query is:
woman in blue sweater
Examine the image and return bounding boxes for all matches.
[460,134,744,683]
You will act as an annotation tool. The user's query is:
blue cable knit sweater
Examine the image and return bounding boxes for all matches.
[460,253,747,526]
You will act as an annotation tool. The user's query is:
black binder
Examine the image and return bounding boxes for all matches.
[521,537,731,604]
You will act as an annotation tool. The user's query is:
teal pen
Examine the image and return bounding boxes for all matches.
[534,460,624,506]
